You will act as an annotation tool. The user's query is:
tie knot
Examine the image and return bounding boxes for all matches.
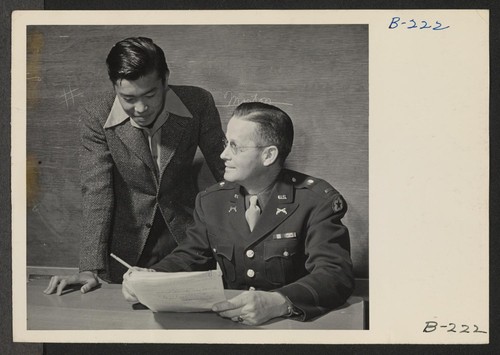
[249,195,259,207]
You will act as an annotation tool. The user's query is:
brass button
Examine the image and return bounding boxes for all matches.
[246,250,255,258]
[283,251,290,257]
[246,269,255,278]
[249,286,256,291]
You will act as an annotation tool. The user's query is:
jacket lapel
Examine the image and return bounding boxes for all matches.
[245,177,298,246]
[113,122,157,176]
[158,113,190,180]
[226,188,250,237]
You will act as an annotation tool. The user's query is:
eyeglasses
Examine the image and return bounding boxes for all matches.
[222,138,269,155]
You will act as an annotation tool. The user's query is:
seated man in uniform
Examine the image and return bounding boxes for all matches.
[122,102,354,325]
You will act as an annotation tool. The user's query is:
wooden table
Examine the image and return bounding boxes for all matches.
[27,279,365,330]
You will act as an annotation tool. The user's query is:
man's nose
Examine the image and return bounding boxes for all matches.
[134,101,148,113]
[220,144,231,160]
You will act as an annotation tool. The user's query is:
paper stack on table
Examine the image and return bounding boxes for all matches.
[126,269,226,312]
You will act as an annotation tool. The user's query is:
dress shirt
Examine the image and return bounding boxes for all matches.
[103,87,193,173]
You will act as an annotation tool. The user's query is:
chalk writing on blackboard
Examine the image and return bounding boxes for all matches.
[220,91,293,108]
[27,72,41,82]
[32,203,64,240]
[59,84,83,109]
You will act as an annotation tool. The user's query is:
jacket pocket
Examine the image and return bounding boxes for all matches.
[264,239,298,285]
[212,243,236,282]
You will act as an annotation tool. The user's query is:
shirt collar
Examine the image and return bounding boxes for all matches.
[104,87,193,129]
[243,181,276,210]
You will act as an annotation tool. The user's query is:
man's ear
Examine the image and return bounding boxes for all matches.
[262,146,279,167]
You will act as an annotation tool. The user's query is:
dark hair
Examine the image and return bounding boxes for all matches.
[106,37,169,85]
[232,102,294,165]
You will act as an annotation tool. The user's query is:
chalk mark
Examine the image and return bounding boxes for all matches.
[32,203,65,240]
[59,85,83,108]
[245,90,289,93]
[221,90,293,107]
[218,102,293,107]
[27,72,42,81]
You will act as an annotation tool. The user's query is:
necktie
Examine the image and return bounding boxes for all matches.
[245,195,261,232]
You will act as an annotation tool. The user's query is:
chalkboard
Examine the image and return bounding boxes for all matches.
[26,25,368,278]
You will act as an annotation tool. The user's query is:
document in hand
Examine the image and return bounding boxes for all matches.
[126,269,226,312]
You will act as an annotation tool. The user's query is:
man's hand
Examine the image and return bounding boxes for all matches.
[121,267,155,303]
[43,271,99,296]
[212,291,289,325]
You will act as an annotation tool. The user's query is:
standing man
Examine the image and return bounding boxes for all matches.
[123,102,354,325]
[44,37,225,295]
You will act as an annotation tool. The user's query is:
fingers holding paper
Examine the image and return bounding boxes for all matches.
[121,267,155,302]
[212,290,288,325]
[122,276,139,303]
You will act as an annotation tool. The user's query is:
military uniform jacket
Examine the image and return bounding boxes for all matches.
[152,169,354,320]
[78,85,225,282]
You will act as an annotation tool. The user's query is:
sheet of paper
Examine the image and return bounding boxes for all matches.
[126,269,226,312]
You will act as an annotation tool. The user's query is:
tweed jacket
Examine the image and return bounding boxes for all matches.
[78,85,225,282]
[152,169,354,320]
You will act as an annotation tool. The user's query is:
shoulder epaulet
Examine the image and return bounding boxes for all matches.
[286,170,340,199]
[285,169,346,214]
[200,180,235,196]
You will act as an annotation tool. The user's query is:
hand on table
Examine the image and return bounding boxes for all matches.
[43,271,99,296]
[121,266,156,303]
[212,290,288,325]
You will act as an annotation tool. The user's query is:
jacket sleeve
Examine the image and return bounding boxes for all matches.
[150,193,216,272]
[197,90,225,181]
[78,106,115,274]
[275,193,354,321]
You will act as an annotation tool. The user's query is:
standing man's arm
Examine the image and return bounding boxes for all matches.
[78,105,115,276]
[148,193,216,273]
[44,105,114,295]
[121,193,216,301]
[197,90,225,181]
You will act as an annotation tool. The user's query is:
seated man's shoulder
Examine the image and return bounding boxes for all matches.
[284,169,343,199]
[199,180,237,199]
[284,169,347,214]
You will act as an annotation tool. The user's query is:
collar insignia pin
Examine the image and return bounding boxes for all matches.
[229,206,237,213]
[276,208,287,215]
[278,195,287,200]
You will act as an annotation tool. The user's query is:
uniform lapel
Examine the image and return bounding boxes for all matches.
[245,176,298,246]
[113,122,157,176]
[226,187,250,237]
[158,113,190,180]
